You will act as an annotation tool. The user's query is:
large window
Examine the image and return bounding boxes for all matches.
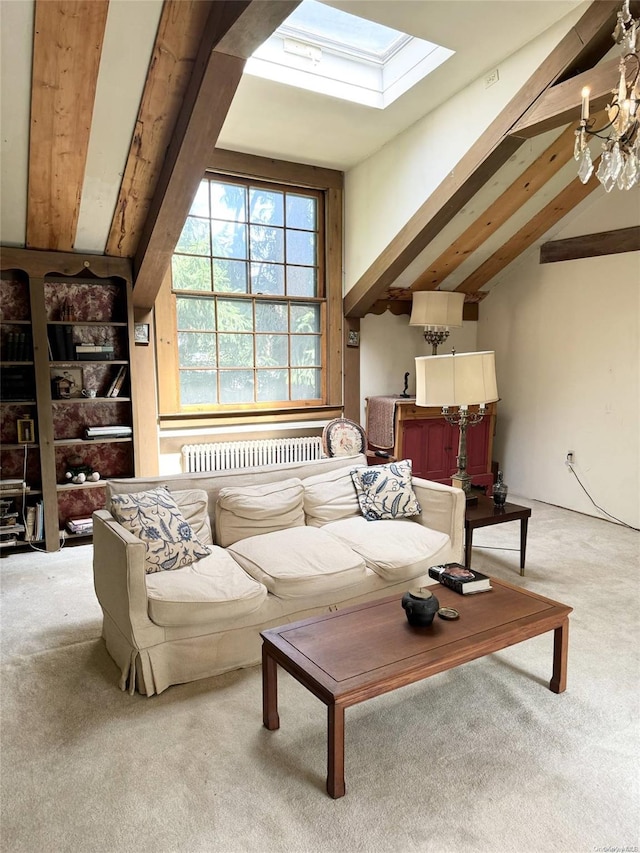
[155,155,343,422]
[170,175,325,409]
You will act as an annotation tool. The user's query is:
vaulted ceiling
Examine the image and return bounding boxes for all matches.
[1,0,637,316]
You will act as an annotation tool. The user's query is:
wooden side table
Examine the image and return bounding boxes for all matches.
[465,496,532,576]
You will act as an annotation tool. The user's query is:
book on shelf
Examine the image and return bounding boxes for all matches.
[0,479,26,491]
[17,331,28,360]
[76,344,115,361]
[85,424,131,433]
[3,330,29,360]
[428,562,492,594]
[63,325,74,360]
[35,500,44,541]
[110,365,127,397]
[66,516,93,535]
[105,366,127,397]
[4,331,17,360]
[76,344,114,352]
[84,424,132,439]
[0,523,25,535]
[24,505,36,541]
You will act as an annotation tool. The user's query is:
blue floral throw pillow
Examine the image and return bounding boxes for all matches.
[110,486,211,572]
[350,459,421,521]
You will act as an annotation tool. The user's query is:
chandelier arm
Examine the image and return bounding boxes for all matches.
[624,51,640,84]
[583,110,619,139]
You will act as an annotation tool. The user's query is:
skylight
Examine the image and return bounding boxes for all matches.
[245,0,454,109]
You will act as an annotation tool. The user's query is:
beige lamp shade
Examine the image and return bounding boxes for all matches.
[415,351,498,407]
[409,291,464,328]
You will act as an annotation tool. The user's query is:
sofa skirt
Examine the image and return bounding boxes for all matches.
[100,572,437,696]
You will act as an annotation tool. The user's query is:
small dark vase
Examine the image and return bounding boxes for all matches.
[492,470,508,507]
[402,587,439,627]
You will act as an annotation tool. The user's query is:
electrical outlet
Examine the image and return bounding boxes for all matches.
[484,68,499,88]
[565,451,574,467]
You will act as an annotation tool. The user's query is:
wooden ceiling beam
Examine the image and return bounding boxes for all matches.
[408,123,579,293]
[26,0,109,252]
[510,57,621,139]
[540,226,640,263]
[105,0,214,259]
[343,0,621,318]
[132,1,300,308]
[455,168,601,294]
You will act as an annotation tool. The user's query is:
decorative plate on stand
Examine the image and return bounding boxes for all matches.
[322,418,366,457]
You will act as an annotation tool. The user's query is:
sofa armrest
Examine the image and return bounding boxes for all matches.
[411,478,465,563]
[92,510,165,649]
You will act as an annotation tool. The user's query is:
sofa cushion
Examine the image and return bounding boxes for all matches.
[321,516,450,582]
[146,546,267,627]
[227,526,366,598]
[350,459,421,520]
[166,488,213,545]
[110,486,212,573]
[302,466,361,527]
[215,478,305,547]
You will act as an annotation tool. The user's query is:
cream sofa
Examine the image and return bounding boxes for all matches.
[93,453,465,696]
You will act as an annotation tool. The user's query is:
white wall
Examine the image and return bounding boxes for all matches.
[478,191,640,529]
[343,9,584,291]
[359,312,478,425]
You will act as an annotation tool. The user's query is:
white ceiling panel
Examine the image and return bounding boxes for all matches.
[74,0,163,253]
[0,0,34,247]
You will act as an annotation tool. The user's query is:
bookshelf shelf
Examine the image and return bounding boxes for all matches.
[54,437,133,447]
[50,396,131,404]
[56,481,106,492]
[50,360,128,366]
[48,320,127,327]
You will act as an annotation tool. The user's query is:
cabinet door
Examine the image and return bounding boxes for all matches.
[402,419,454,480]
[403,416,491,482]
[463,416,491,475]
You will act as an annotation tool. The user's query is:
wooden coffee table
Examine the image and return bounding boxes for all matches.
[465,496,532,575]
[261,579,571,798]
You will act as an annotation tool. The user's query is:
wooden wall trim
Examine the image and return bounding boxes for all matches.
[210,149,343,190]
[0,246,132,281]
[326,187,344,408]
[27,0,109,251]
[540,226,640,263]
[343,317,360,423]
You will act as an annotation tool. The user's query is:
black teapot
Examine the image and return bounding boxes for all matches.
[402,586,439,627]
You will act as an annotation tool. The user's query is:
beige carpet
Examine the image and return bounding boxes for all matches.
[1,497,638,853]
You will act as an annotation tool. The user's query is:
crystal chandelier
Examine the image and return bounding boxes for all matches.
[574,0,640,191]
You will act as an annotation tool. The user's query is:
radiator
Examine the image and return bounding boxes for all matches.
[181,436,324,473]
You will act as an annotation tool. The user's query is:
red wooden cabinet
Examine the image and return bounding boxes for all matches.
[368,400,496,489]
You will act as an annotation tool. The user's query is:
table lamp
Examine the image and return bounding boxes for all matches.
[415,351,498,502]
[409,291,464,354]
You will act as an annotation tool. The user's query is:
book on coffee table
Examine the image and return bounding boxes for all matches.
[428,562,492,594]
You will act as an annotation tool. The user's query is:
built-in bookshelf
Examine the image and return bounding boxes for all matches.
[0,248,137,553]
